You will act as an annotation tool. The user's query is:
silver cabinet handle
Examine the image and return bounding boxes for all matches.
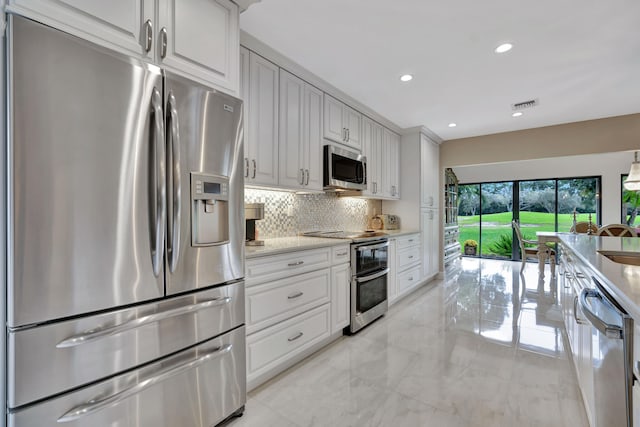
[287,291,304,299]
[346,128,350,142]
[408,277,414,281]
[252,159,257,179]
[573,296,587,325]
[245,158,249,178]
[143,19,153,52]
[56,297,232,348]
[287,260,304,267]
[150,87,166,278]
[337,251,348,256]
[57,343,232,422]
[299,168,304,185]
[408,239,414,243]
[288,332,304,342]
[166,92,181,273]
[304,169,309,185]
[408,255,414,259]
[160,27,168,59]
[575,272,586,279]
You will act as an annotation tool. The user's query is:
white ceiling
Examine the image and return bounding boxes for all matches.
[240,0,640,141]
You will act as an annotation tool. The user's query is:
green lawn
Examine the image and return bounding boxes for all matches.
[459,211,596,256]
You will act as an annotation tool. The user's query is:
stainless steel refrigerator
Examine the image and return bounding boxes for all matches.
[5,15,246,426]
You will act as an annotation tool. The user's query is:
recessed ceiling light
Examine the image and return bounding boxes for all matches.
[400,74,413,82]
[512,112,523,117]
[495,43,513,54]
[448,123,457,128]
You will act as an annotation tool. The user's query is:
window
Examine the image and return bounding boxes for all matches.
[459,176,600,260]
[621,174,640,227]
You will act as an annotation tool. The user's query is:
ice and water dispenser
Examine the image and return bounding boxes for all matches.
[190,172,229,246]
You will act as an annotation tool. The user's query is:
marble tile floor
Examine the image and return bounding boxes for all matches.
[227,258,588,427]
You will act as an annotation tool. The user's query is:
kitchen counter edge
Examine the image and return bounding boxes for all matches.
[558,233,640,320]
[245,236,351,258]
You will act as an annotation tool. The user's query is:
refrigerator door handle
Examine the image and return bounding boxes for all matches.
[166,92,181,273]
[56,343,233,423]
[56,296,233,348]
[150,87,167,277]
[579,288,624,339]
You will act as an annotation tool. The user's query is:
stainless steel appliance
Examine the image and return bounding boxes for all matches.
[323,145,367,191]
[579,278,633,427]
[5,15,245,426]
[301,231,389,333]
[245,203,265,246]
[348,238,389,333]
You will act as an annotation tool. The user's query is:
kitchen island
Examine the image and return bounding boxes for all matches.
[556,233,640,427]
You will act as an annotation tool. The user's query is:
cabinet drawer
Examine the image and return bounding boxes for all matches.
[398,265,422,294]
[332,244,350,264]
[247,304,330,380]
[396,234,420,250]
[246,247,331,286]
[397,246,421,270]
[245,269,330,334]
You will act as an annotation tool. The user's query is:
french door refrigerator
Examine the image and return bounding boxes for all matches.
[5,15,246,426]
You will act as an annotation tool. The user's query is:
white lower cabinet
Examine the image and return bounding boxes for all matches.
[245,243,350,390]
[246,304,330,389]
[331,262,350,334]
[389,233,422,305]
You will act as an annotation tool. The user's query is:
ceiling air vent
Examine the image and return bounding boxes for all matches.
[511,99,539,110]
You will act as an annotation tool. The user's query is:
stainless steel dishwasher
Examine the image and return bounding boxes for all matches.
[579,277,633,427]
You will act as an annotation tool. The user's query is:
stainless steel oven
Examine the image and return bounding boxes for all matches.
[347,238,389,334]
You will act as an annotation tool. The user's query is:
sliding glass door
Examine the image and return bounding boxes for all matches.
[459,176,600,260]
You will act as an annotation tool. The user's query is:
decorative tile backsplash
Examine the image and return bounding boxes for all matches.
[245,189,382,238]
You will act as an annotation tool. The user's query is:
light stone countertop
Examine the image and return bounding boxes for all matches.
[559,233,640,320]
[245,236,350,258]
[383,229,421,238]
[244,229,420,258]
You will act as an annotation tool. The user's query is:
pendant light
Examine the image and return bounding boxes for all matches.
[624,151,640,191]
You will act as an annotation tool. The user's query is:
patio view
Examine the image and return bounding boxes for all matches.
[459,178,600,259]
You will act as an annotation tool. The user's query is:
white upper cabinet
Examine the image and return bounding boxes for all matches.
[420,135,439,208]
[278,70,323,191]
[323,94,362,150]
[380,128,400,200]
[157,0,239,93]
[7,0,153,57]
[8,0,239,94]
[362,116,382,197]
[246,51,279,186]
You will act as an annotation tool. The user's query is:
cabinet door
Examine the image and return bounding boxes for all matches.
[421,209,439,279]
[388,130,400,199]
[158,0,239,94]
[304,83,324,191]
[239,46,250,178]
[278,70,305,189]
[343,105,362,150]
[421,135,439,207]
[361,117,376,196]
[8,0,153,57]
[247,52,279,186]
[380,128,393,198]
[387,239,398,305]
[323,94,345,144]
[331,263,350,333]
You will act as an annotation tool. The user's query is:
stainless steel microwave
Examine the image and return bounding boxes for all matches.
[323,145,367,191]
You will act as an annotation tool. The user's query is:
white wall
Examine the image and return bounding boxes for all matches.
[452,150,634,226]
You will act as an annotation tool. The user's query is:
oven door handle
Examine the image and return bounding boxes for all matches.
[355,241,390,252]
[356,268,390,283]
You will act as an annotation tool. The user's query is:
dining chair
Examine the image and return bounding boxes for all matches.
[596,223,638,237]
[512,220,556,276]
[569,221,598,234]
